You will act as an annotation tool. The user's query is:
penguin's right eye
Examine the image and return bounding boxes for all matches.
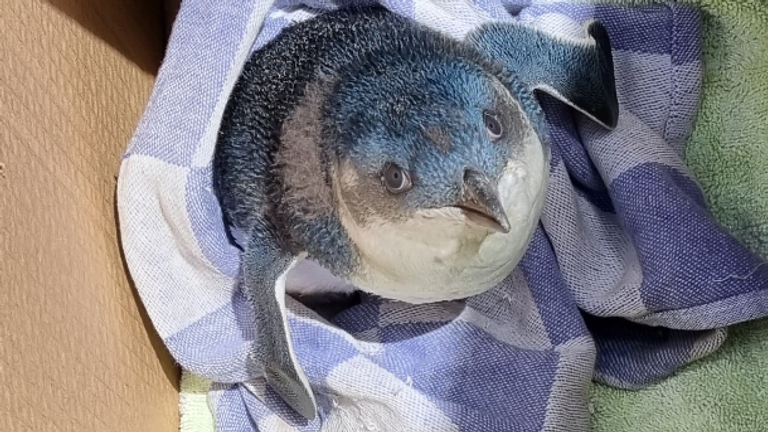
[382,164,412,194]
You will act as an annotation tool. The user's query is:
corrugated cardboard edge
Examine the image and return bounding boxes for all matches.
[1,1,180,430]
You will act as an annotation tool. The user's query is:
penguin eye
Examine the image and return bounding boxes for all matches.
[382,163,412,194]
[483,111,503,140]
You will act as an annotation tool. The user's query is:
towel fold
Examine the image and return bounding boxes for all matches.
[589,0,768,430]
[118,1,768,430]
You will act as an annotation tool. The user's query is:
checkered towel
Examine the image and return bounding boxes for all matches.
[117,1,768,430]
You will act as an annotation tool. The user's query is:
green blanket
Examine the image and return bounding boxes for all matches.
[179,1,768,430]
[589,0,768,431]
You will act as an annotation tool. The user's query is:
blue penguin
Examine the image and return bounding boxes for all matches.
[213,5,618,420]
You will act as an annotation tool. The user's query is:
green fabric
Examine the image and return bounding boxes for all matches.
[683,0,768,255]
[179,370,215,432]
[588,0,768,431]
[179,1,768,430]
[590,319,768,432]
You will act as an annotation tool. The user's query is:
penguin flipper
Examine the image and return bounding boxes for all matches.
[468,20,619,130]
[241,220,317,420]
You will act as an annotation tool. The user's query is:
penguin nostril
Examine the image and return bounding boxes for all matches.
[463,168,481,183]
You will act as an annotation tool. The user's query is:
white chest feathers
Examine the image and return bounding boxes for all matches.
[339,134,549,304]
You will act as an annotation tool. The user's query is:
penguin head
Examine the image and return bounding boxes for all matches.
[324,46,543,234]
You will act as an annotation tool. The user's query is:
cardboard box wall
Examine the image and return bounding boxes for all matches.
[2,0,183,430]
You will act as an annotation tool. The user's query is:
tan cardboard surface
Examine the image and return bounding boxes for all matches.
[1,1,180,430]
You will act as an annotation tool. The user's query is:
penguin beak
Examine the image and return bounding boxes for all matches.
[456,170,511,234]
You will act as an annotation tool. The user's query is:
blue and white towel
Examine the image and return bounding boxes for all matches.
[117,1,768,431]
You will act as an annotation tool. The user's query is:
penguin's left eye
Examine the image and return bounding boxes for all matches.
[382,164,412,194]
[483,111,503,140]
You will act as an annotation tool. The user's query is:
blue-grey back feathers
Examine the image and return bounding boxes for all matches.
[469,20,619,129]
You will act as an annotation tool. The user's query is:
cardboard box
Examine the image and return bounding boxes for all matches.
[2,0,182,430]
